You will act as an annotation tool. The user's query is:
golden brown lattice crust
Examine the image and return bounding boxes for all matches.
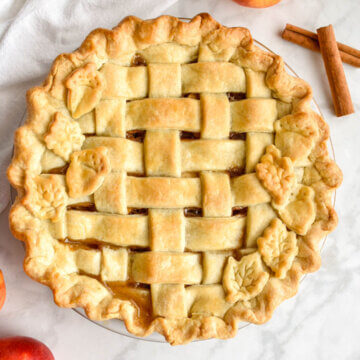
[8,14,342,345]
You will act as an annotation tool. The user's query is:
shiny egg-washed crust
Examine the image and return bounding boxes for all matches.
[8,14,342,345]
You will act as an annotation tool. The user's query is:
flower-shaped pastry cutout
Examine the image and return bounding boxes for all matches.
[66,147,110,198]
[257,218,298,279]
[22,175,68,222]
[274,112,318,166]
[276,185,316,236]
[256,145,296,206]
[44,112,85,161]
[223,252,269,304]
[65,62,105,119]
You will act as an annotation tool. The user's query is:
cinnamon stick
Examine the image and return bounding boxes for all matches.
[282,24,360,67]
[317,25,354,117]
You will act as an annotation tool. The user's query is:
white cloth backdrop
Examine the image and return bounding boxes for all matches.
[0,0,177,213]
[0,1,360,359]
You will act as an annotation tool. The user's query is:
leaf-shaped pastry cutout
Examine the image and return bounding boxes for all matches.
[66,147,110,198]
[256,145,296,206]
[258,218,298,279]
[223,252,269,304]
[22,175,68,222]
[65,63,104,119]
[274,112,318,166]
[275,185,316,235]
[303,160,342,189]
[44,112,85,161]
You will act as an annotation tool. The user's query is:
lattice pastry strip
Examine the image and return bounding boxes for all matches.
[231,99,277,132]
[186,285,232,317]
[95,98,126,137]
[144,130,181,177]
[151,284,187,318]
[132,252,202,284]
[126,98,200,132]
[245,133,274,173]
[100,64,148,99]
[182,62,246,93]
[91,172,270,212]
[28,170,271,219]
[101,62,248,99]
[231,173,271,207]
[202,251,234,284]
[64,210,245,251]
[148,63,182,98]
[200,94,230,139]
[83,138,143,174]
[149,208,186,317]
[82,137,245,174]
[66,210,148,247]
[47,238,130,283]
[245,69,272,99]
[181,140,245,173]
[61,97,289,146]
[100,248,129,282]
[50,244,94,275]
[139,43,198,64]
[55,244,238,290]
[38,97,290,155]
[246,203,277,248]
[149,209,185,252]
[152,284,234,319]
[74,248,101,276]
[94,97,276,136]
[201,172,232,217]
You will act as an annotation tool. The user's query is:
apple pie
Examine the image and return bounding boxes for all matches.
[8,14,342,345]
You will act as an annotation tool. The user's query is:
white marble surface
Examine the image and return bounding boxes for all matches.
[0,0,360,358]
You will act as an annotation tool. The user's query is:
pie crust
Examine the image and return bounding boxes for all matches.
[7,14,342,345]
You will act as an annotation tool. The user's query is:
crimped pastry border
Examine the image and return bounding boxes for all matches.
[7,13,342,345]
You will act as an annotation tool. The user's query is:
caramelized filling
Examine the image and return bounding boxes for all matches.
[126,172,145,178]
[46,164,69,175]
[227,92,246,101]
[78,272,153,326]
[184,207,203,217]
[183,93,200,100]
[127,246,150,252]
[78,272,102,280]
[228,166,244,177]
[128,208,148,215]
[126,130,146,142]
[131,53,147,66]
[60,238,149,253]
[67,202,96,212]
[106,280,149,289]
[106,282,153,326]
[180,131,200,140]
[229,132,246,140]
[232,207,248,217]
[60,238,101,250]
[232,250,243,261]
[181,171,199,178]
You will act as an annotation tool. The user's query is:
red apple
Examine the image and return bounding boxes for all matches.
[0,337,54,360]
[0,271,5,311]
[233,0,281,8]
